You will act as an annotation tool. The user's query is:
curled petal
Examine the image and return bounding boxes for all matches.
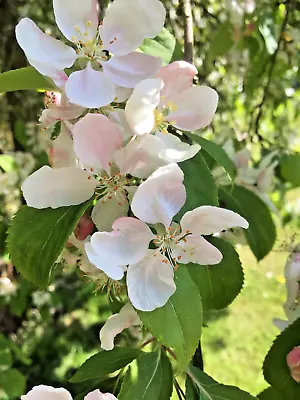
[101,0,166,56]
[85,242,126,280]
[53,0,99,42]
[91,194,129,232]
[21,385,72,400]
[73,114,123,170]
[90,217,154,265]
[131,164,186,227]
[21,166,97,208]
[180,206,249,236]
[127,250,176,311]
[169,86,219,131]
[103,52,161,88]
[65,63,116,108]
[284,254,300,310]
[155,131,200,163]
[172,235,223,265]
[100,303,141,351]
[273,318,289,331]
[85,390,118,400]
[156,61,197,102]
[16,18,77,78]
[125,78,163,135]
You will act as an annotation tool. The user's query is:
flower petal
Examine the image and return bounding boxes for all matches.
[131,164,186,227]
[127,250,176,311]
[21,166,97,208]
[65,63,116,108]
[101,0,166,56]
[125,78,163,135]
[90,217,154,265]
[169,86,219,131]
[155,131,200,163]
[180,206,249,236]
[85,242,126,280]
[73,114,123,170]
[85,390,118,400]
[53,0,99,42]
[51,126,77,168]
[91,193,129,232]
[16,18,77,78]
[103,52,161,88]
[156,61,197,102]
[100,303,141,350]
[21,385,72,400]
[172,235,223,265]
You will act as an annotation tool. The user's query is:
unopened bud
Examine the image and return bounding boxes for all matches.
[287,346,300,382]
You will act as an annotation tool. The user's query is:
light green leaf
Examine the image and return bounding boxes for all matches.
[280,154,300,187]
[0,67,57,93]
[258,387,284,399]
[138,265,202,369]
[177,152,218,220]
[263,317,300,398]
[119,350,173,400]
[0,155,17,172]
[70,348,142,383]
[186,367,257,399]
[219,186,276,260]
[187,237,244,312]
[0,368,26,398]
[140,28,182,65]
[187,133,236,181]
[207,21,234,59]
[7,201,92,288]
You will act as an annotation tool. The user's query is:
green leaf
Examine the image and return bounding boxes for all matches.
[186,367,257,399]
[0,368,26,398]
[0,349,12,369]
[7,201,91,289]
[187,237,244,312]
[258,387,284,399]
[70,348,142,383]
[280,154,300,187]
[0,155,17,172]
[187,133,236,181]
[207,21,234,59]
[259,15,277,55]
[138,265,202,369]
[119,350,173,400]
[0,67,56,93]
[177,152,218,220]
[219,186,276,260]
[263,317,300,399]
[140,28,182,65]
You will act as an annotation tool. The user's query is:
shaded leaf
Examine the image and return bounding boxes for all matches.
[207,21,234,59]
[280,154,300,187]
[258,387,284,399]
[0,368,26,398]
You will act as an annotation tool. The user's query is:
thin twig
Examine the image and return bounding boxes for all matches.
[251,0,291,138]
[140,337,156,349]
[165,347,177,360]
[182,0,194,63]
[174,379,186,399]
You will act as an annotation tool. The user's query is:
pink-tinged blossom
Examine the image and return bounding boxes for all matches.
[21,385,117,400]
[287,346,300,383]
[125,61,218,135]
[86,164,248,311]
[16,0,165,107]
[100,303,141,350]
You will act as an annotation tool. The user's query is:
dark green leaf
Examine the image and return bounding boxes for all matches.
[258,387,284,399]
[0,368,26,398]
[7,201,91,289]
[0,67,56,93]
[0,349,12,369]
[119,350,173,400]
[207,21,234,59]
[219,186,276,260]
[187,237,244,312]
[187,133,236,181]
[186,367,257,399]
[280,154,300,187]
[138,265,202,369]
[178,152,218,219]
[263,318,300,399]
[70,348,142,383]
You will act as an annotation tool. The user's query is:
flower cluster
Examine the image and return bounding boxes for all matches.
[22,385,117,400]
[18,0,249,347]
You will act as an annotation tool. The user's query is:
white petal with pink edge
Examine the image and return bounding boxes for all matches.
[52,126,77,168]
[103,52,161,88]
[131,164,186,227]
[85,390,118,400]
[21,385,72,400]
[100,303,141,350]
[53,0,99,42]
[180,206,249,236]
[21,166,97,209]
[125,78,163,135]
[127,250,176,311]
[73,113,123,170]
[65,63,116,108]
[155,131,201,163]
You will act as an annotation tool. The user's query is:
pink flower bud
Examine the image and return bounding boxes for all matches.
[287,346,300,382]
[74,214,95,241]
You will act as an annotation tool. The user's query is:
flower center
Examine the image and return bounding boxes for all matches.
[153,226,182,269]
[153,101,178,134]
[94,166,130,206]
